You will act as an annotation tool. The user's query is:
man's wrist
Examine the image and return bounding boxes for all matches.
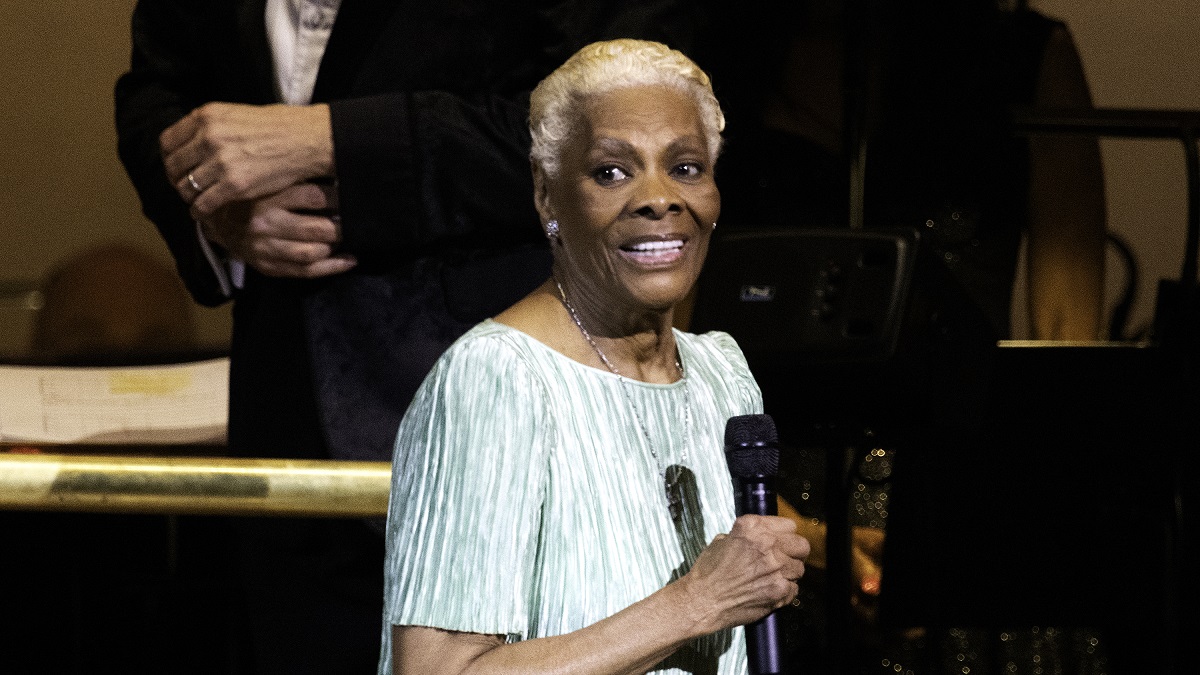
[302,103,336,176]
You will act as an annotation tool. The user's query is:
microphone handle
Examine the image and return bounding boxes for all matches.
[747,614,782,675]
[738,478,783,675]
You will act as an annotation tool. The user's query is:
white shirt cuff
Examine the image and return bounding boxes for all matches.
[195,220,244,296]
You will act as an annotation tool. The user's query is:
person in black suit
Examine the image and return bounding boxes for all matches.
[114,2,705,672]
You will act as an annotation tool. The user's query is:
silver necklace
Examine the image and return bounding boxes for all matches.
[554,278,691,522]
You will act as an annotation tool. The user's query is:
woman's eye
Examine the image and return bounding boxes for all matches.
[672,162,703,178]
[593,165,629,184]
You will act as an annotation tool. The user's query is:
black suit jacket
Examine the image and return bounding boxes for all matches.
[115,0,706,462]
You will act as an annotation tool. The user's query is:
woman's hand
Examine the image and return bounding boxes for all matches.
[675,514,810,635]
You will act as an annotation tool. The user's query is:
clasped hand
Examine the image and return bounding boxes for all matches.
[160,102,354,278]
[200,183,357,279]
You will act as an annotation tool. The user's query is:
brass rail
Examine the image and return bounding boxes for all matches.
[0,453,391,517]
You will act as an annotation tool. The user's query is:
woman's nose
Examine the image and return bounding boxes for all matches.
[632,170,683,219]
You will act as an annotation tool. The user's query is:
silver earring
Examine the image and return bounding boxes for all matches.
[545,219,560,239]
[711,222,718,230]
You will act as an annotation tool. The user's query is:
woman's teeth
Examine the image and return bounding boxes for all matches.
[624,239,683,252]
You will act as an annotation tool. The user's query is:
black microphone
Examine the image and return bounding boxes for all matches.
[724,413,783,675]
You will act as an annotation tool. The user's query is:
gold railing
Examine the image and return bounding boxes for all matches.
[0,452,390,518]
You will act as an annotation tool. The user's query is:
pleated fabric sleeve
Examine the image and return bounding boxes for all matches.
[381,327,551,638]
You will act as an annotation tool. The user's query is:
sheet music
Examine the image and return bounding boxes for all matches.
[0,358,228,445]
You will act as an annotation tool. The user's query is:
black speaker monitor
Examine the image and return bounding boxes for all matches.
[691,227,921,367]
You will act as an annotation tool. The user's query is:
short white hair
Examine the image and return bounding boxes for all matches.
[529,39,725,177]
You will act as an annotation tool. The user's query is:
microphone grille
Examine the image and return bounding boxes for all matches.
[724,413,778,446]
[724,414,780,477]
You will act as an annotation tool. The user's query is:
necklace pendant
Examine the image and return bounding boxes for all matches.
[663,465,686,523]
[665,484,683,523]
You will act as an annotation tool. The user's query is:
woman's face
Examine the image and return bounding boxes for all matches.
[537,84,720,315]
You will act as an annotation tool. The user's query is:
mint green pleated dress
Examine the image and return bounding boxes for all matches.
[378,320,763,675]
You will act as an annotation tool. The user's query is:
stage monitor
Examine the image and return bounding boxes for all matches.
[691,227,921,367]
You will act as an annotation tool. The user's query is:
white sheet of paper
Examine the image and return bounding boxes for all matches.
[0,358,228,445]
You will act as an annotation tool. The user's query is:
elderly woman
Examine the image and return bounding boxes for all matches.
[377,39,809,675]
